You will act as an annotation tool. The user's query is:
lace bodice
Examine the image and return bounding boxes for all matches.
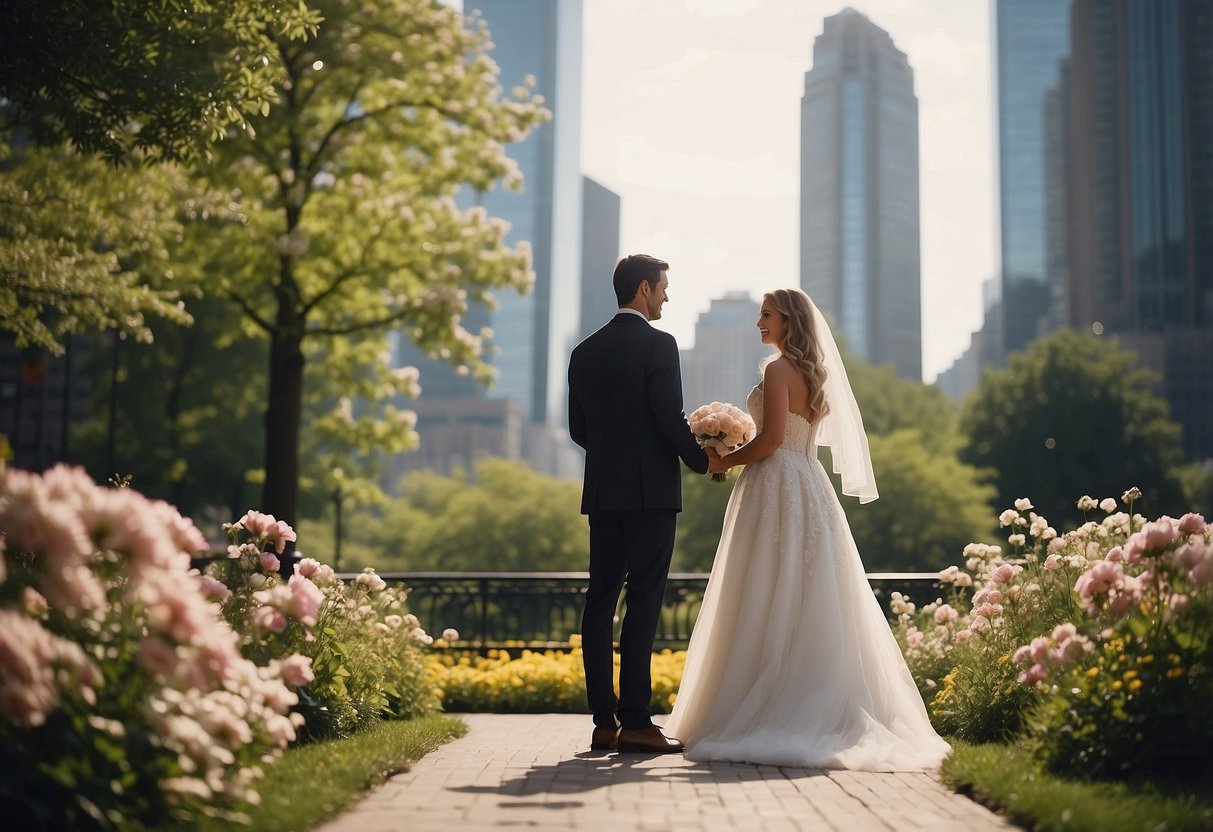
[746,385,819,455]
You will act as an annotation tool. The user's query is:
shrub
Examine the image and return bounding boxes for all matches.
[205,513,440,740]
[0,466,302,829]
[891,489,1213,782]
[426,635,686,715]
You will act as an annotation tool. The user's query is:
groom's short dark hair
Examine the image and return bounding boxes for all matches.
[613,254,668,306]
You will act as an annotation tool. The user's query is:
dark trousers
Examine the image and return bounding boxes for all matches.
[582,509,677,730]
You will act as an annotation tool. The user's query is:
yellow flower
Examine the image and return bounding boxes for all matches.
[1122,670,1138,681]
[1112,680,1123,691]
[1141,654,1154,664]
[1167,667,1185,680]
[1086,667,1100,679]
[1128,679,1143,692]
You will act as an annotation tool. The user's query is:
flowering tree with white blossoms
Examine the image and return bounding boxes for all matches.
[0,466,307,828]
[178,0,550,523]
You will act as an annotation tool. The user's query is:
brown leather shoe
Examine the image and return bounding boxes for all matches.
[590,726,619,750]
[616,726,684,754]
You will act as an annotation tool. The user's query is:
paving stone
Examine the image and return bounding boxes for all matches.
[314,713,1017,832]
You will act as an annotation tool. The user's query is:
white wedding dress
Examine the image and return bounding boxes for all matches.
[664,385,949,770]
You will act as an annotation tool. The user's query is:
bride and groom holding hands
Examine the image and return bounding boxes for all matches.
[567,253,948,769]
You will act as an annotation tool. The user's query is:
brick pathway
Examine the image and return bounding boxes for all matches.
[315,713,1016,832]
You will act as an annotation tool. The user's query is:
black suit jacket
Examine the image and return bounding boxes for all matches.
[568,313,709,515]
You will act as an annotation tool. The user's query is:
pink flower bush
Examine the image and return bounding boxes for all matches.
[0,464,300,825]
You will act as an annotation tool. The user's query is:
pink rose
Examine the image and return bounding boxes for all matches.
[990,563,1021,584]
[198,574,233,603]
[253,605,287,633]
[1047,537,1066,553]
[280,653,314,687]
[905,630,923,647]
[1105,546,1124,562]
[1043,554,1062,570]
[1177,513,1206,535]
[260,551,281,574]
[287,575,324,626]
[1141,518,1180,552]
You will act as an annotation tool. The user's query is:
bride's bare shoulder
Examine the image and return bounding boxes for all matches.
[762,356,797,382]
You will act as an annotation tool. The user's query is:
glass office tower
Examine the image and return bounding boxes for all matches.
[800,8,922,380]
[994,0,1072,359]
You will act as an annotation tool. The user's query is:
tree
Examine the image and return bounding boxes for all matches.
[845,358,959,452]
[959,330,1186,527]
[0,145,191,354]
[309,459,588,572]
[182,0,548,523]
[673,469,738,573]
[0,0,319,162]
[70,298,266,519]
[842,430,997,571]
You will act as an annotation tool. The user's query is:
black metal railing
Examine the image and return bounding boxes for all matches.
[355,571,947,650]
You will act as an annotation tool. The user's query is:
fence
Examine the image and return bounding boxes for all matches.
[358,571,946,650]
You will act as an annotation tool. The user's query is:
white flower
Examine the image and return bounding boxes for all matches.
[1015,498,1034,511]
[442,628,460,642]
[1077,495,1098,512]
[1008,534,1026,547]
[999,509,1020,527]
[1099,497,1117,513]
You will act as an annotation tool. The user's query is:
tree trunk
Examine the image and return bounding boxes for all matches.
[262,328,305,524]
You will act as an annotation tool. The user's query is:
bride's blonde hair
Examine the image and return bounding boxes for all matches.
[763,288,830,419]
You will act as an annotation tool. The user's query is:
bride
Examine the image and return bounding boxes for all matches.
[665,288,949,770]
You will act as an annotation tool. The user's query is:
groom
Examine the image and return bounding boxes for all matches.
[568,254,711,754]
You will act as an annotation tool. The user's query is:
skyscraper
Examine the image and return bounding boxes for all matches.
[685,293,773,412]
[993,0,1072,359]
[578,176,621,342]
[1065,0,1213,459]
[800,8,921,380]
[392,0,585,480]
[467,0,583,430]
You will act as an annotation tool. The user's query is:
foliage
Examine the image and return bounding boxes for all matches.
[70,298,266,518]
[960,330,1186,527]
[673,468,739,572]
[426,636,685,716]
[195,714,466,832]
[942,739,1213,832]
[324,458,588,572]
[0,466,302,829]
[843,429,998,571]
[207,514,440,740]
[845,357,960,452]
[891,488,1212,783]
[179,0,549,522]
[0,143,192,354]
[0,0,319,162]
[1019,514,1212,780]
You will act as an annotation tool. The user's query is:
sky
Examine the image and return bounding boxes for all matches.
[579,0,997,382]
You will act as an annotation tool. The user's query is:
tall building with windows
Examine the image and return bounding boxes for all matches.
[1064,0,1213,459]
[392,0,584,480]
[799,8,921,380]
[994,1,1072,360]
[467,0,583,430]
[684,293,773,413]
[578,176,621,342]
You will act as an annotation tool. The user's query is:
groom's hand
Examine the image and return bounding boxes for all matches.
[706,448,730,475]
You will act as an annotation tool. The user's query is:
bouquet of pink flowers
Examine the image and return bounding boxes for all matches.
[688,401,756,481]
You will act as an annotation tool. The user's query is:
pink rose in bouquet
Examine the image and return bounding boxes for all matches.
[688,401,756,481]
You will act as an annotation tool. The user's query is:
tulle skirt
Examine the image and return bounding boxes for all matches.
[664,447,950,770]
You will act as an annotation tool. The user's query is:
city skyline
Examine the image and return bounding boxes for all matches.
[580,0,994,382]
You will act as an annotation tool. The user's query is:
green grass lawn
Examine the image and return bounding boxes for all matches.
[197,714,466,832]
[942,739,1213,832]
